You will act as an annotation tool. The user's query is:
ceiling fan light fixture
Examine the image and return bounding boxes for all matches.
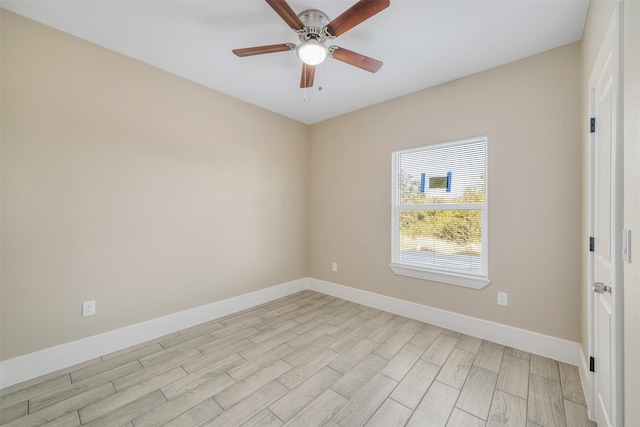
[296,39,328,65]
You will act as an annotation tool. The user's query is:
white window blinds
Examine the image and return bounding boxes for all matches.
[391,137,488,287]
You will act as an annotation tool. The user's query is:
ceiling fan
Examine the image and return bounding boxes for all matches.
[233,0,390,88]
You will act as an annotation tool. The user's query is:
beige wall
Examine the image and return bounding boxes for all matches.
[0,10,309,360]
[308,43,583,341]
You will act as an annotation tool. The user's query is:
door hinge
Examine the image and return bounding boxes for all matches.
[590,117,596,133]
[590,356,595,372]
[590,237,595,252]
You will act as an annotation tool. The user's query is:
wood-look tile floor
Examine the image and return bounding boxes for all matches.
[0,291,595,427]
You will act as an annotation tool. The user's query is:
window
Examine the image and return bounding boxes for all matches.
[390,136,489,288]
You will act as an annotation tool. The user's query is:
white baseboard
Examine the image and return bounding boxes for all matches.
[1,276,583,389]
[306,278,582,365]
[0,278,307,389]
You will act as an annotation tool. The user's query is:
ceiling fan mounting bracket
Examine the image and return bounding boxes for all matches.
[296,9,332,44]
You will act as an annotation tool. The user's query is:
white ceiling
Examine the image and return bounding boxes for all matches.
[2,0,589,124]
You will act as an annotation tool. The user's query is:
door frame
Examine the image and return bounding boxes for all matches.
[587,3,624,425]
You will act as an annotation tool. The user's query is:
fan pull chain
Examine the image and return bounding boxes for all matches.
[302,64,307,100]
[302,65,323,101]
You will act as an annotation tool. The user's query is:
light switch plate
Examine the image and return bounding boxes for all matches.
[623,229,631,263]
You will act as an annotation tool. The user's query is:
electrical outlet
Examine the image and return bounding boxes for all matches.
[332,262,338,272]
[82,300,96,317]
[497,292,508,306]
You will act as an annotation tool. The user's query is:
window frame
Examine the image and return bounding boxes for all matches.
[390,136,490,289]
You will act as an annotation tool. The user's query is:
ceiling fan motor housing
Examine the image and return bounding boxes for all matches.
[297,9,331,43]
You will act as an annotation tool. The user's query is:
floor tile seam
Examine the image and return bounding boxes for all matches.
[551,361,562,384]
[457,339,482,381]
[450,405,486,424]
[377,354,429,407]
[209,392,225,413]
[278,360,296,375]
[25,376,121,417]
[154,398,209,427]
[272,359,302,390]
[274,377,289,391]
[358,394,394,427]
[219,316,260,328]
[219,360,294,397]
[527,372,568,426]
[530,355,562,378]
[328,381,395,427]
[99,343,166,365]
[6,373,72,410]
[562,396,590,412]
[557,369,585,396]
[247,330,297,345]
[561,392,589,408]
[490,384,534,425]
[27,373,114,414]
[158,383,172,403]
[266,408,286,425]
[529,372,562,386]
[451,364,498,422]
[260,309,304,321]
[497,355,531,393]
[328,382,356,402]
[502,350,532,365]
[406,379,456,426]
[28,383,117,426]
[137,388,207,426]
[378,352,426,384]
[377,369,409,388]
[471,350,505,375]
[320,365,344,383]
[328,367,401,411]
[160,334,210,358]
[0,399,25,422]
[454,344,480,354]
[160,331,222,350]
[143,340,204,359]
[207,380,280,419]
[494,383,529,402]
[154,366,191,398]
[387,394,415,413]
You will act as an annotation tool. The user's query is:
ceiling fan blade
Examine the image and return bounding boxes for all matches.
[265,0,305,31]
[233,43,295,57]
[300,63,316,88]
[330,46,383,73]
[326,0,390,37]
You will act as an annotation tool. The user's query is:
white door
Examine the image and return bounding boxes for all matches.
[589,6,622,427]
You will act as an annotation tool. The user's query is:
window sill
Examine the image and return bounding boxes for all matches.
[389,263,490,289]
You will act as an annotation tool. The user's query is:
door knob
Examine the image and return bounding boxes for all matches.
[593,282,611,294]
